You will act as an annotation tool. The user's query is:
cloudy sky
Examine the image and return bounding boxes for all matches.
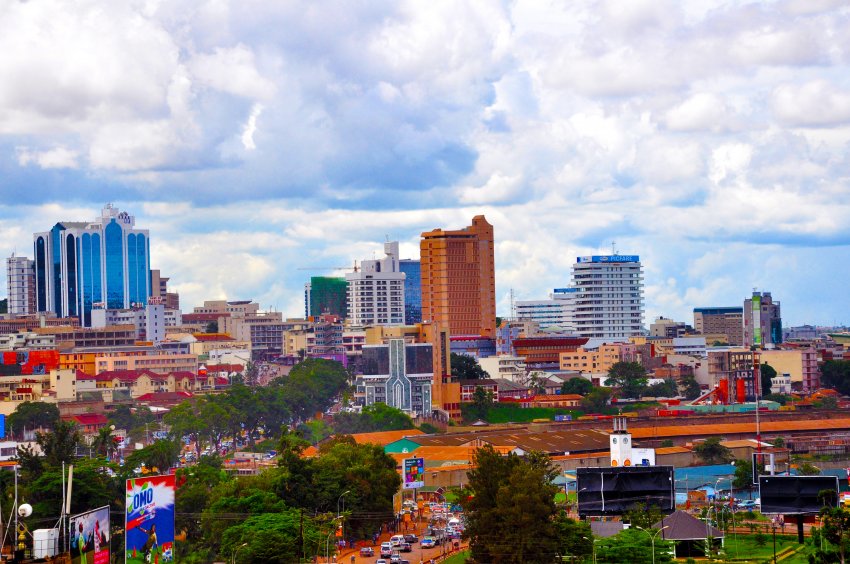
[1,0,849,327]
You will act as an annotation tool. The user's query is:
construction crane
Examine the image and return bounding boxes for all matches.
[297,261,359,273]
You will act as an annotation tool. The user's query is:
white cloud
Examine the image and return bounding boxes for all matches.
[188,44,276,100]
[772,80,850,127]
[16,147,80,169]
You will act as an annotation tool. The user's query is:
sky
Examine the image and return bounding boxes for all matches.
[1,0,849,327]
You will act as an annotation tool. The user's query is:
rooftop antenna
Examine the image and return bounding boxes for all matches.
[611,240,618,255]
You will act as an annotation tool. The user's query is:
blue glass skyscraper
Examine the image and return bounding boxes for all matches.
[33,205,150,326]
[399,259,421,325]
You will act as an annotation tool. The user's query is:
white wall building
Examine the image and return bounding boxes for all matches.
[672,336,707,357]
[571,255,644,339]
[346,241,406,326]
[6,255,34,316]
[477,355,527,382]
[514,288,577,331]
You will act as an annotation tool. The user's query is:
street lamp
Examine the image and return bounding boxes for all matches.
[337,490,351,518]
[582,536,596,564]
[231,542,248,564]
[635,526,669,564]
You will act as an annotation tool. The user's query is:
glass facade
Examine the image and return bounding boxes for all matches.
[405,344,433,374]
[362,346,390,375]
[35,236,46,311]
[105,220,124,309]
[33,207,149,326]
[399,260,422,324]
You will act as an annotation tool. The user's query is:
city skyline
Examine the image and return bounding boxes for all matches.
[1,2,849,326]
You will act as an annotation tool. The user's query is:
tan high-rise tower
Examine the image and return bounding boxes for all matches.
[420,215,496,339]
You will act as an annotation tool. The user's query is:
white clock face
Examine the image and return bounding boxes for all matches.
[612,438,618,444]
[623,437,629,444]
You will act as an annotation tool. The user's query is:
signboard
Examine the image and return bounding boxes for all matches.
[0,414,5,439]
[125,475,175,564]
[576,466,675,516]
[403,457,425,489]
[70,506,110,564]
[576,255,639,263]
[752,295,762,346]
[760,475,839,514]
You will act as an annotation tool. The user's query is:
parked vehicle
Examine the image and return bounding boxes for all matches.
[403,534,418,543]
[360,547,374,557]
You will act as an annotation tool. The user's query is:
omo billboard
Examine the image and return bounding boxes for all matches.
[403,457,425,489]
[70,505,110,564]
[125,475,175,564]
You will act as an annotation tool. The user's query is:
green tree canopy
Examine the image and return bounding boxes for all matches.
[821,360,850,395]
[555,514,593,561]
[605,362,649,399]
[581,387,613,413]
[733,457,754,490]
[646,379,679,398]
[8,401,60,438]
[465,386,495,422]
[694,437,733,465]
[123,439,182,474]
[595,528,673,564]
[274,358,349,423]
[451,353,489,380]
[463,445,560,563]
[330,402,414,435]
[678,372,702,400]
[561,378,594,396]
[221,511,325,564]
[760,362,777,396]
[36,420,81,467]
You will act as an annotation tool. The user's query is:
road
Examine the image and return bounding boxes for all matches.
[330,525,465,564]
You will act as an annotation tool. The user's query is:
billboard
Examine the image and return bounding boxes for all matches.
[70,506,110,564]
[759,475,840,514]
[577,466,675,516]
[752,295,762,346]
[403,457,425,489]
[125,475,175,564]
[576,255,639,263]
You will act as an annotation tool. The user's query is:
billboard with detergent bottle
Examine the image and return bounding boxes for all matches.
[125,475,175,563]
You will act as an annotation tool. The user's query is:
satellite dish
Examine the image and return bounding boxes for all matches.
[18,504,32,518]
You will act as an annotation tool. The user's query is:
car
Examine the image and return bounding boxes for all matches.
[360,547,374,557]
[381,542,393,550]
[380,547,393,557]
[376,560,388,564]
[400,542,412,552]
[390,555,401,563]
[390,534,405,546]
[737,500,757,509]
[420,537,436,549]
[403,534,418,543]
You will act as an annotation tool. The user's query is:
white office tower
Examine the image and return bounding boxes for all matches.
[571,255,644,339]
[514,288,577,331]
[346,241,406,326]
[6,255,35,315]
[609,416,633,467]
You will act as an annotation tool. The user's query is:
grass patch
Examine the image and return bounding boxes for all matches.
[721,534,802,561]
[441,550,470,564]
[462,404,580,424]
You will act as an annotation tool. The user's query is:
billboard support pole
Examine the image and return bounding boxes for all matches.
[797,518,804,545]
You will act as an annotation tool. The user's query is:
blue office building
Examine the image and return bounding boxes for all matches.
[33,205,150,326]
[399,259,422,325]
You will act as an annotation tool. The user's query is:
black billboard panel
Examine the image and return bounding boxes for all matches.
[759,475,840,515]
[577,466,675,517]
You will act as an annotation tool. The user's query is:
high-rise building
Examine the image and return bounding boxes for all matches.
[33,205,151,327]
[420,215,496,339]
[346,241,406,326]
[744,291,782,348]
[305,277,348,318]
[571,255,644,339]
[693,307,743,345]
[514,288,577,331]
[399,259,422,325]
[6,255,35,316]
[150,269,180,311]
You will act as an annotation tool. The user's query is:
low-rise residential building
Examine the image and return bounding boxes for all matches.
[458,379,499,402]
[477,354,527,382]
[32,325,137,349]
[95,352,198,375]
[559,343,637,373]
[759,348,820,391]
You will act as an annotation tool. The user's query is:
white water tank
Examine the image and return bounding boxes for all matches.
[33,528,59,558]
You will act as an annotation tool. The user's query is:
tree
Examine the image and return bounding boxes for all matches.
[467,386,494,422]
[646,379,678,398]
[463,445,560,563]
[694,437,733,465]
[821,396,839,410]
[798,461,822,476]
[554,515,593,561]
[772,436,785,448]
[605,362,649,399]
[165,399,209,458]
[595,528,673,564]
[331,403,414,435]
[581,387,613,413]
[818,506,850,564]
[561,378,593,396]
[760,363,777,396]
[124,440,182,473]
[451,353,488,380]
[624,502,665,530]
[24,457,120,522]
[275,358,349,423]
[36,420,81,467]
[205,320,218,333]
[733,458,754,490]
[821,360,850,396]
[220,511,324,564]
[679,373,702,400]
[8,401,60,439]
